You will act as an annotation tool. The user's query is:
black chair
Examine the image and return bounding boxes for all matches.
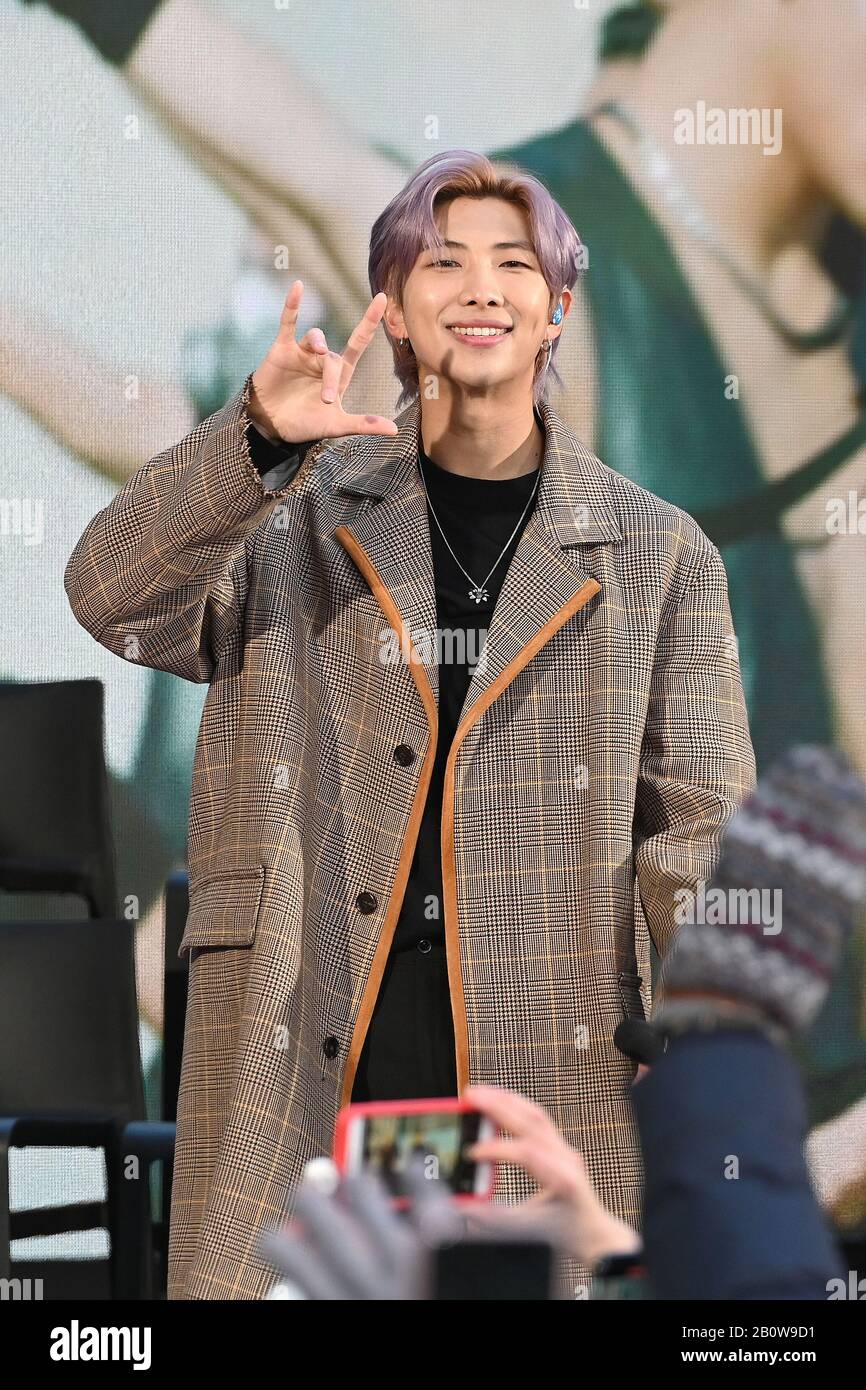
[0,917,174,1299]
[0,680,117,918]
[139,868,192,1287]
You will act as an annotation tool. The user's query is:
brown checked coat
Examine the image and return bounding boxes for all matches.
[65,374,756,1299]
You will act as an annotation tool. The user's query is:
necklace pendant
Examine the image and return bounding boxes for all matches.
[469,585,488,605]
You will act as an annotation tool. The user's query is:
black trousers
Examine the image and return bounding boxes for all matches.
[351,939,458,1101]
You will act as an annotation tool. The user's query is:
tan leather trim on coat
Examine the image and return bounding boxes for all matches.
[334,525,439,1109]
[334,521,601,1110]
[442,576,602,1093]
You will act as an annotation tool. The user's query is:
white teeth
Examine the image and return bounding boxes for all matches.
[449,325,509,337]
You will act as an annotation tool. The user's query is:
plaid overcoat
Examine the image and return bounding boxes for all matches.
[65,375,756,1299]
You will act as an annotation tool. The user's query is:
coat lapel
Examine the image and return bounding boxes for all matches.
[457,399,622,725]
[334,401,439,705]
[333,396,623,722]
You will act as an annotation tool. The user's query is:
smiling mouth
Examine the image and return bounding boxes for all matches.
[447,325,512,338]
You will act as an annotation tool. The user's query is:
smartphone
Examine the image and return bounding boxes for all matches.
[332,1097,496,1205]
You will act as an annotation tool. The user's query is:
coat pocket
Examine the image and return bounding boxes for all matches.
[616,970,646,1022]
[178,865,265,957]
[595,968,646,1023]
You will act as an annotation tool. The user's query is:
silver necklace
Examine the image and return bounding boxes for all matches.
[418,453,541,605]
[592,99,855,352]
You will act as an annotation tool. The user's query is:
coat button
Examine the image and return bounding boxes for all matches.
[393,743,416,767]
[417,938,432,954]
[356,891,378,914]
[322,1036,340,1059]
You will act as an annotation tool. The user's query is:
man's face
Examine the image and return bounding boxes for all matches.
[389,195,565,402]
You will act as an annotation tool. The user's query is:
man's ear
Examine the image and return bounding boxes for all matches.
[550,288,574,340]
[383,298,406,341]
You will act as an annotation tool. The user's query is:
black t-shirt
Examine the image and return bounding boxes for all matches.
[393,434,541,951]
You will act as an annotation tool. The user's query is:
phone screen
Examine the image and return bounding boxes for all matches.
[350,1106,487,1196]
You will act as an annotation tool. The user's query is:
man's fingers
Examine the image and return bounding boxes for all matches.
[340,292,390,374]
[297,326,329,356]
[320,351,343,403]
[277,279,304,341]
[339,412,399,437]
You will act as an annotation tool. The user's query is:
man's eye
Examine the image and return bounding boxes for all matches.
[429,257,531,269]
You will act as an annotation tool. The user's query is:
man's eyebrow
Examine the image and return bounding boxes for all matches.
[438,239,538,254]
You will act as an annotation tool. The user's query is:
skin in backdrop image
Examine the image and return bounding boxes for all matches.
[1,0,865,1288]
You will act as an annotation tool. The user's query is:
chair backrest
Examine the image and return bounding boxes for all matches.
[0,680,117,917]
[0,918,145,1121]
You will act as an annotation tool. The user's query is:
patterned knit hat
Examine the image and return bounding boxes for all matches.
[655,745,866,1045]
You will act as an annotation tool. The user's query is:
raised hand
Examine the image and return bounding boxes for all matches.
[247,280,399,444]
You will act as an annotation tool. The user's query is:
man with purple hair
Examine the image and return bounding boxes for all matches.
[66,149,756,1299]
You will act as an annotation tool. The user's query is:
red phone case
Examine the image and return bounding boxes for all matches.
[332,1096,496,1204]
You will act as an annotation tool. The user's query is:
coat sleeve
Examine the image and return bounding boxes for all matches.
[64,373,318,684]
[633,541,757,958]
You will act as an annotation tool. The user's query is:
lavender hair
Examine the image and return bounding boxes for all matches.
[367,149,586,409]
